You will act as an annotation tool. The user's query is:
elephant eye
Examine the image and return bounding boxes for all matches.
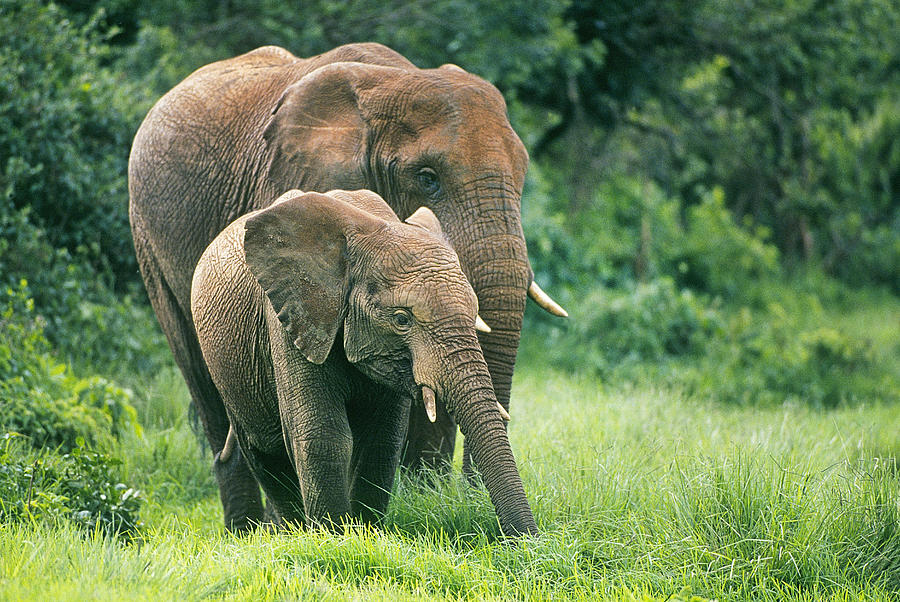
[391,309,413,331]
[416,168,441,196]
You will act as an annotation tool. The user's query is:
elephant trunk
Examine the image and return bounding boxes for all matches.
[440,188,530,476]
[441,192,531,414]
[438,340,537,537]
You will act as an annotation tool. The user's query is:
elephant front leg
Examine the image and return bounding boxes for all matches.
[235,439,304,526]
[348,391,411,522]
[290,434,353,528]
[278,383,354,528]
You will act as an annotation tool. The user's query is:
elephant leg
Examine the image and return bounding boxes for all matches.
[237,442,304,525]
[288,431,354,529]
[213,437,268,530]
[348,390,411,523]
[278,386,354,528]
[134,239,263,530]
[400,393,456,475]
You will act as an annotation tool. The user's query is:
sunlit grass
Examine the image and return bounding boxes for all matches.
[2,362,897,600]
[2,294,898,600]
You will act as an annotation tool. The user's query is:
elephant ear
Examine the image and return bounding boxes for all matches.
[263,63,375,191]
[327,189,400,223]
[244,191,381,364]
[404,206,444,238]
[438,63,467,74]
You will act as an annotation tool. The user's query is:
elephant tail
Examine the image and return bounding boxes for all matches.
[216,424,237,464]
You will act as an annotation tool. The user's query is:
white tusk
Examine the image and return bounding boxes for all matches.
[528,281,569,317]
[475,315,492,333]
[219,424,236,463]
[497,402,511,422]
[422,385,437,423]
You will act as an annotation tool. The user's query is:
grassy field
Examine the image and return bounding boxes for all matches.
[2,353,898,600]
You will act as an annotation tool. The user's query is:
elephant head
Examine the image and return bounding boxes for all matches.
[210,189,537,536]
[260,56,567,468]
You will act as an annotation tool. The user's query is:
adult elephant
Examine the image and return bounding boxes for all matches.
[129,42,565,531]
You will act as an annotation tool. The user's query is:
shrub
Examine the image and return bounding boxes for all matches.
[811,97,900,291]
[525,271,897,407]
[670,187,780,299]
[0,206,170,378]
[540,277,725,376]
[0,0,148,288]
[524,168,684,295]
[0,434,142,538]
[681,305,895,408]
[0,283,141,451]
[523,169,780,309]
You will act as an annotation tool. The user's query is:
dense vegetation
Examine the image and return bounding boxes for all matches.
[1,1,897,599]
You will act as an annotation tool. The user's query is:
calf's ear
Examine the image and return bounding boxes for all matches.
[244,190,380,364]
[404,206,444,237]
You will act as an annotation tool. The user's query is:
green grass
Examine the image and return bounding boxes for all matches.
[2,295,898,600]
[2,366,898,600]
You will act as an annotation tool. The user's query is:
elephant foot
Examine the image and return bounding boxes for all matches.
[261,499,281,526]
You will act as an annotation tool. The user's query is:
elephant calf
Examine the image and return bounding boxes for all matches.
[190,189,537,536]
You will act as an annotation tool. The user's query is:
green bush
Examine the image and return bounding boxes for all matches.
[538,277,724,377]
[683,307,893,408]
[0,283,141,451]
[525,270,898,407]
[810,97,900,291]
[0,434,142,538]
[670,187,780,299]
[524,169,780,304]
[0,206,169,378]
[524,168,685,294]
[0,0,148,287]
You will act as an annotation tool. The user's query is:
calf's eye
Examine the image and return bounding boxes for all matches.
[391,309,413,330]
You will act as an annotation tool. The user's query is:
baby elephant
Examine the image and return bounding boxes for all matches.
[191,189,536,536]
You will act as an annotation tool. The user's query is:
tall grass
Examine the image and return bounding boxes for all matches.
[2,364,897,600]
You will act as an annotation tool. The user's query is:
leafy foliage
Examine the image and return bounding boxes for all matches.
[0,434,142,538]
[604,0,900,279]
[0,283,141,451]
[0,0,148,287]
[543,278,724,376]
[0,204,169,377]
[681,304,895,408]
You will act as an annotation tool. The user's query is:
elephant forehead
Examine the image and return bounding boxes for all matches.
[374,242,466,285]
[365,73,513,136]
[398,275,478,324]
[365,244,476,313]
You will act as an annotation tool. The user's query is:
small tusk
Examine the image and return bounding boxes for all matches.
[497,402,511,422]
[528,281,569,317]
[422,385,437,423]
[219,424,236,463]
[475,315,492,333]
